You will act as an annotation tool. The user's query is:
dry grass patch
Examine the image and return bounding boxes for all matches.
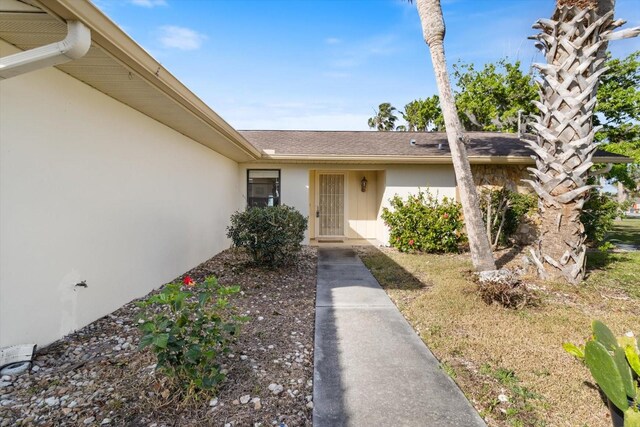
[358,247,640,427]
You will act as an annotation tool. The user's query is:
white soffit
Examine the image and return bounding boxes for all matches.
[0,4,258,162]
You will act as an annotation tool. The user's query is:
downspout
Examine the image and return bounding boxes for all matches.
[0,20,90,80]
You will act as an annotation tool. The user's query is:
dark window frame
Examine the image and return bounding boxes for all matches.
[246,169,281,208]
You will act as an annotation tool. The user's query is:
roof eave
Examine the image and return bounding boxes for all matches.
[257,154,528,164]
[255,154,632,165]
[33,0,261,161]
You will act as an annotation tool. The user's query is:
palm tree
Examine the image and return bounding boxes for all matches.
[413,0,496,272]
[368,102,399,131]
[524,0,639,283]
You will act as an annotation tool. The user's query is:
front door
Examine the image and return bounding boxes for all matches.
[317,173,346,237]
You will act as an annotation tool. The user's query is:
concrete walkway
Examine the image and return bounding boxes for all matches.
[313,248,486,427]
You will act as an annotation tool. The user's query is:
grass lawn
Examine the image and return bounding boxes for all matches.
[606,217,640,247]
[358,242,640,427]
[587,217,640,298]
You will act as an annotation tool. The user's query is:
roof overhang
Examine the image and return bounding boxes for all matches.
[256,154,633,165]
[1,0,261,162]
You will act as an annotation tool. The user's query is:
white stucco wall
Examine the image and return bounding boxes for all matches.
[239,164,457,245]
[0,46,242,347]
[379,165,457,244]
[240,164,312,243]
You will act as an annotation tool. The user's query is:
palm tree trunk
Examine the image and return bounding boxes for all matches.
[524,0,638,283]
[415,0,496,272]
[617,181,627,204]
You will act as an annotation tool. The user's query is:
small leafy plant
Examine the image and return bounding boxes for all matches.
[137,275,247,394]
[479,188,536,248]
[227,205,307,268]
[381,189,466,253]
[563,320,640,426]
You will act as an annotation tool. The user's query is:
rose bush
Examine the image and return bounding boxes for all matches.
[137,276,247,395]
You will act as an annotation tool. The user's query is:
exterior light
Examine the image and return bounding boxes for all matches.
[361,176,368,192]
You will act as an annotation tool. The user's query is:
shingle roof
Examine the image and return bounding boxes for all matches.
[239,130,627,162]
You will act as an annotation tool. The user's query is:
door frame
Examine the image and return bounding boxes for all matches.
[315,171,348,238]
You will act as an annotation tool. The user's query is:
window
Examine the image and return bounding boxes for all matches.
[247,169,280,208]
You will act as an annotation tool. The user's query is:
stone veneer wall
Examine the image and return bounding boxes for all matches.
[471,164,540,245]
[471,164,533,193]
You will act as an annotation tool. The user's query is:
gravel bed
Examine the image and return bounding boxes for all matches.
[0,247,317,427]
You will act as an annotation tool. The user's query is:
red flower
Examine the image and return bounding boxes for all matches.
[409,239,415,246]
[183,276,195,287]
[443,213,450,219]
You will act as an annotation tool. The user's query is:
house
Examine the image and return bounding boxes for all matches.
[237,130,627,244]
[0,0,629,349]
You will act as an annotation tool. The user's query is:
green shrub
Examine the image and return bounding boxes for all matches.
[479,188,537,248]
[381,190,466,253]
[581,191,622,248]
[226,205,307,268]
[137,276,247,394]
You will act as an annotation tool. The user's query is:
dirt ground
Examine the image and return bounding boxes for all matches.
[0,247,317,427]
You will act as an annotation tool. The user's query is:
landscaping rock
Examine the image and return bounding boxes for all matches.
[252,397,262,410]
[268,383,284,395]
[44,397,59,406]
[0,247,316,426]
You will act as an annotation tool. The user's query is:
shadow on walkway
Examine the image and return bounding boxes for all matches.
[313,247,486,427]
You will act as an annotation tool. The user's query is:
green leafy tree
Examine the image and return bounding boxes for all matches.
[594,51,640,192]
[400,95,444,131]
[368,102,399,131]
[376,59,537,133]
[452,59,538,132]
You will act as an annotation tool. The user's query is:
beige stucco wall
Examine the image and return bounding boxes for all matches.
[240,164,389,242]
[240,163,313,242]
[375,171,387,243]
[346,171,379,239]
[308,170,316,236]
[239,163,457,245]
[378,165,457,244]
[0,44,242,347]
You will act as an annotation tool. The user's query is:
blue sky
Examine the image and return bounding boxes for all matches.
[95,0,640,131]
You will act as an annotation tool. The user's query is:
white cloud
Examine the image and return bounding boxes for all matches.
[130,0,167,7]
[158,26,207,51]
[325,37,341,45]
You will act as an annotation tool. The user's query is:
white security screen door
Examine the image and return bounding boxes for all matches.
[318,173,345,236]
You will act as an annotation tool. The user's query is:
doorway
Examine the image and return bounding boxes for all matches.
[316,172,346,237]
